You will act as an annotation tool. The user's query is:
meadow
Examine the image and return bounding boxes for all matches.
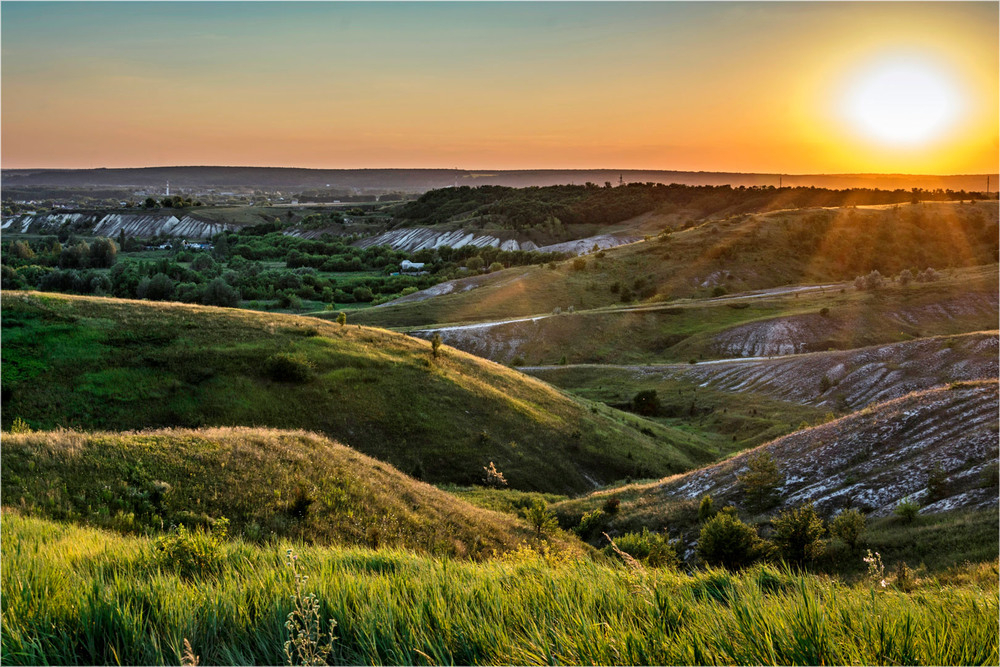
[1,292,705,493]
[3,512,997,666]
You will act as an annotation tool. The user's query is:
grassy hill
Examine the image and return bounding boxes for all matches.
[350,202,998,329]
[0,427,583,557]
[369,265,998,367]
[1,291,714,493]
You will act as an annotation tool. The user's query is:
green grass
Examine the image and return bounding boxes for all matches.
[525,367,827,454]
[3,512,996,666]
[1,292,711,493]
[438,485,570,516]
[0,428,582,558]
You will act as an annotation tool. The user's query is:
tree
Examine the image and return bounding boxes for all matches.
[144,197,158,209]
[57,241,88,269]
[830,508,865,551]
[488,261,504,273]
[632,389,661,417]
[854,270,884,291]
[202,277,240,307]
[522,499,557,538]
[8,240,34,261]
[140,273,176,301]
[737,451,783,512]
[213,234,230,260]
[336,311,347,326]
[89,237,118,268]
[926,464,949,502]
[191,254,217,273]
[771,503,826,566]
[431,332,442,358]
[466,256,484,271]
[697,510,763,570]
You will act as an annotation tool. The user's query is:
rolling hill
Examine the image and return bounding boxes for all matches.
[350,202,998,330]
[0,427,584,557]
[369,265,998,367]
[0,291,712,493]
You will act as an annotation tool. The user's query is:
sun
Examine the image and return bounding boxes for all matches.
[839,55,964,147]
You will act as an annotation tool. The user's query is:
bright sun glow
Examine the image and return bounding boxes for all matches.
[840,56,964,146]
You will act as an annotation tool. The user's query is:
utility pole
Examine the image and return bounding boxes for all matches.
[779,175,782,188]
[619,173,623,186]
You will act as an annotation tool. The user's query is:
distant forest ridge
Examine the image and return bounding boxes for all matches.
[2,167,996,193]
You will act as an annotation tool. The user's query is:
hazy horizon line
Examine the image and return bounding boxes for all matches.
[4,165,998,178]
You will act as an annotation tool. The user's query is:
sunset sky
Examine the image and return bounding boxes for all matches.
[2,1,997,174]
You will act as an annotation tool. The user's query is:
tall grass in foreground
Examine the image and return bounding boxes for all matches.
[2,513,997,666]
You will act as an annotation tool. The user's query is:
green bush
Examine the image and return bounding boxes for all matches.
[697,510,764,570]
[266,352,315,383]
[894,498,920,524]
[771,503,826,566]
[830,508,866,551]
[575,509,607,541]
[153,518,228,579]
[605,528,678,568]
[698,495,716,522]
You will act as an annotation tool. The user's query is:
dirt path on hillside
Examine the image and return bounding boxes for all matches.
[409,283,842,335]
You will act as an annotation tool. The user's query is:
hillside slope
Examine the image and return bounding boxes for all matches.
[528,332,999,414]
[0,427,579,557]
[353,202,998,329]
[557,383,999,528]
[383,268,997,366]
[1,292,707,493]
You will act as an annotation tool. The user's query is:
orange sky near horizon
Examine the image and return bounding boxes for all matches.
[2,2,997,174]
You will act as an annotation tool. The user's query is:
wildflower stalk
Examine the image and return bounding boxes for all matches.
[284,549,337,666]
